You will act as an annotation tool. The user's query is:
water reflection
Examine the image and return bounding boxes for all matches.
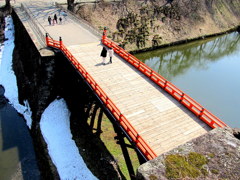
[136,32,240,128]
[136,33,240,81]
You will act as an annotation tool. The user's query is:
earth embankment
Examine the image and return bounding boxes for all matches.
[75,0,240,52]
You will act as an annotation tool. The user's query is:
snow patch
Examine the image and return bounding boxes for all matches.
[0,15,32,128]
[40,98,97,180]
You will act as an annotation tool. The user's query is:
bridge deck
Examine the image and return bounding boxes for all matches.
[67,43,210,155]
[19,1,211,156]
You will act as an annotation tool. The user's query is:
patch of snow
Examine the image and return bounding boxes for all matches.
[1,15,97,179]
[23,100,33,128]
[0,15,32,128]
[40,98,97,180]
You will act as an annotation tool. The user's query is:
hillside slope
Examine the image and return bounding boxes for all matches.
[76,0,240,52]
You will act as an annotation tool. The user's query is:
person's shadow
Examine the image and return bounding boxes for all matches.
[95,62,103,66]
[0,85,40,180]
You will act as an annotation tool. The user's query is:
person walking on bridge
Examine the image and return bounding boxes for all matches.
[54,14,58,24]
[100,47,107,65]
[59,17,62,24]
[48,16,52,25]
[108,47,113,63]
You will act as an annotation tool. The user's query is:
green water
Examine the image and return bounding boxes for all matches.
[135,32,240,128]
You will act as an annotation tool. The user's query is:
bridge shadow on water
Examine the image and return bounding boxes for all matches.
[0,85,40,180]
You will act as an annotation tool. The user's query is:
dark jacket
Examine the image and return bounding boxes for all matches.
[100,47,107,57]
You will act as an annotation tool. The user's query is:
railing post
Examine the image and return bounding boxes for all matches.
[59,36,62,50]
[199,108,205,118]
[180,93,185,102]
[105,96,108,104]
[102,27,107,44]
[119,113,123,122]
[150,70,153,78]
[46,33,49,46]
[164,80,168,89]
[94,82,97,90]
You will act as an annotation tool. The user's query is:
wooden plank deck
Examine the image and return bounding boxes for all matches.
[68,43,211,156]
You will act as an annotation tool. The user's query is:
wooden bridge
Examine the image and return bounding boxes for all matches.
[14,1,227,161]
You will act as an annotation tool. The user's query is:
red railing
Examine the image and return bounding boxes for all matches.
[102,31,227,129]
[46,34,157,160]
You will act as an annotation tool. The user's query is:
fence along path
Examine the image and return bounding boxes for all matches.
[24,1,227,160]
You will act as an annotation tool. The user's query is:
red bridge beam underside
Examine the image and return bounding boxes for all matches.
[46,35,157,160]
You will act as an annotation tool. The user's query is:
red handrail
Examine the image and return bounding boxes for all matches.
[101,32,227,129]
[46,35,157,160]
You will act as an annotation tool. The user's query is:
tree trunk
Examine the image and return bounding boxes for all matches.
[67,0,75,11]
[5,0,10,8]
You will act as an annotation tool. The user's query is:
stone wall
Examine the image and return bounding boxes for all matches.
[12,10,60,179]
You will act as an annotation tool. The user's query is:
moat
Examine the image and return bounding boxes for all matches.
[136,32,240,128]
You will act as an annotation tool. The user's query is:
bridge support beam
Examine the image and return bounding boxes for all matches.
[136,149,147,165]
[90,103,98,129]
[96,108,103,136]
[113,124,136,179]
[85,100,94,123]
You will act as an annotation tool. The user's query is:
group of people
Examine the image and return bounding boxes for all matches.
[48,14,62,25]
[100,47,114,65]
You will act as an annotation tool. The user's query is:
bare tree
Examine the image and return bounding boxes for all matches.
[67,0,75,11]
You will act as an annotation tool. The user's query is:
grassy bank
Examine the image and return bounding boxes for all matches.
[89,113,140,179]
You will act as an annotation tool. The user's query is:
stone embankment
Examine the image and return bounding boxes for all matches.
[0,16,4,42]
[137,127,240,180]
[74,0,240,52]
